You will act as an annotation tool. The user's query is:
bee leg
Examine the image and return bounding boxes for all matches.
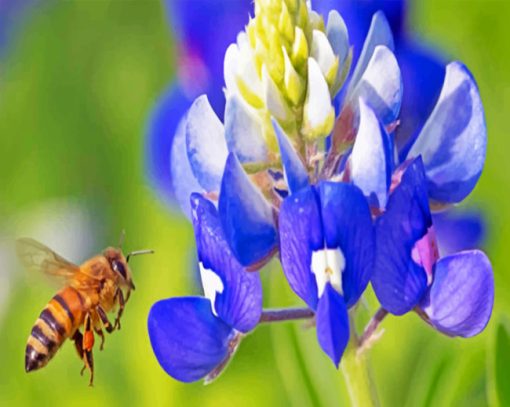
[113,289,125,330]
[72,330,84,359]
[97,305,115,333]
[95,328,105,351]
[72,330,90,377]
[82,313,95,386]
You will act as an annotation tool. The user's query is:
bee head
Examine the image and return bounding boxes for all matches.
[104,247,135,290]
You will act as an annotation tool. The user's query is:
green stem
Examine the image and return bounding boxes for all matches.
[340,315,380,407]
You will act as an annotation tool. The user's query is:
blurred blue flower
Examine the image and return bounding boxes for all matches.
[432,209,486,256]
[0,0,35,57]
[279,182,374,366]
[146,0,251,205]
[371,158,494,337]
[148,194,262,383]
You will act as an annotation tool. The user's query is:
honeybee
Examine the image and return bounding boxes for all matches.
[16,236,153,386]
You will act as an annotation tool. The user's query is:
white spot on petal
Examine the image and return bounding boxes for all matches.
[311,248,345,297]
[199,262,224,316]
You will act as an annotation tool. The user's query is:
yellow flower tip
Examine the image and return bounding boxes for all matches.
[278,1,295,43]
[283,46,305,106]
[291,26,309,70]
[296,0,309,28]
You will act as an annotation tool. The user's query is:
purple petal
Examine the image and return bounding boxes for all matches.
[146,84,195,206]
[191,194,262,333]
[219,153,277,267]
[148,296,233,383]
[316,283,350,367]
[405,62,487,204]
[279,186,322,309]
[273,119,309,194]
[419,250,494,337]
[170,107,204,219]
[318,182,374,307]
[186,95,228,192]
[372,158,430,315]
[433,209,486,256]
[350,99,393,208]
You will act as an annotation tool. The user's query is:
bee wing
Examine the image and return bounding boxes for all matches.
[16,238,80,280]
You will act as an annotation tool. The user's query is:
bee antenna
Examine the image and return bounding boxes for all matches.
[126,249,154,263]
[118,229,126,249]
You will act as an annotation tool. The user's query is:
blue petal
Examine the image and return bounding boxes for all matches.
[433,209,486,256]
[318,182,374,308]
[316,283,350,367]
[347,11,395,94]
[279,186,323,309]
[219,153,277,267]
[395,41,445,154]
[405,62,487,204]
[372,158,430,315]
[186,95,228,192]
[273,119,309,194]
[225,95,268,163]
[191,194,262,333]
[419,250,494,337]
[148,296,233,383]
[146,84,195,206]
[350,99,393,208]
[164,0,253,84]
[170,107,204,218]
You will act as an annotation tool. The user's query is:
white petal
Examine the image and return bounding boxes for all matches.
[302,58,335,139]
[348,45,402,126]
[224,43,240,97]
[186,95,228,192]
[326,10,349,64]
[310,30,338,84]
[262,64,291,123]
[225,95,268,163]
[350,99,391,208]
[347,11,394,94]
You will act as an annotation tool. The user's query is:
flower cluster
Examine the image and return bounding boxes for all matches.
[147,0,494,384]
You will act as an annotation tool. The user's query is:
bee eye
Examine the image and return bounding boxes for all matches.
[112,260,127,279]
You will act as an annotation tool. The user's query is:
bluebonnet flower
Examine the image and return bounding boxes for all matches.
[147,0,493,382]
[148,194,262,382]
[371,158,493,337]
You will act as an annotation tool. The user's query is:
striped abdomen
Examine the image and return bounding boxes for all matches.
[26,286,86,372]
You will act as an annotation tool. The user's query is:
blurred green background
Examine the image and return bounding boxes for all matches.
[0,1,508,406]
